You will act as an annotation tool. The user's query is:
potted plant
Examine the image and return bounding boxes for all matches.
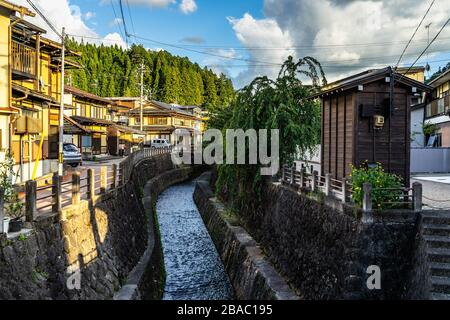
[5,192,24,233]
[1,151,23,233]
[2,216,10,233]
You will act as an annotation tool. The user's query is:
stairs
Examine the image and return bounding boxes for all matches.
[423,211,450,300]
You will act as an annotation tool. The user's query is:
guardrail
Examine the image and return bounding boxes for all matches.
[0,147,172,233]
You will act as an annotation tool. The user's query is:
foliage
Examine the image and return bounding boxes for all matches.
[426,61,450,84]
[209,56,326,211]
[0,152,24,220]
[66,41,235,111]
[423,121,438,136]
[350,163,403,210]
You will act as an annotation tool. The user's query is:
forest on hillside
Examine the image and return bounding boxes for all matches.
[427,61,450,83]
[66,40,235,109]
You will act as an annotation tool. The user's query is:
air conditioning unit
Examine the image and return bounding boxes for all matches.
[373,115,385,128]
[14,116,43,134]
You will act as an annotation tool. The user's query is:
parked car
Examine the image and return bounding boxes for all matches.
[63,143,82,167]
[145,139,172,149]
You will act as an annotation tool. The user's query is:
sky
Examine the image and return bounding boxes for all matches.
[12,0,450,88]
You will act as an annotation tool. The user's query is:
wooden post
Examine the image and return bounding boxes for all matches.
[111,164,118,189]
[324,174,331,196]
[25,180,37,222]
[52,172,61,213]
[363,182,372,212]
[0,188,5,233]
[312,170,318,192]
[290,164,296,185]
[300,168,305,188]
[413,182,423,212]
[100,166,107,194]
[87,169,95,202]
[341,178,348,203]
[72,171,80,205]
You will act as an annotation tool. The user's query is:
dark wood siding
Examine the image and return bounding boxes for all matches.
[353,81,410,184]
[322,93,354,179]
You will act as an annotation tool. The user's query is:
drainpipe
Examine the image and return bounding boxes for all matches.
[8,11,26,180]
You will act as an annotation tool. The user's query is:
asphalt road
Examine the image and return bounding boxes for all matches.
[411,176,450,210]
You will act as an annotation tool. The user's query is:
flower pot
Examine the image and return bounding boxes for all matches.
[8,219,23,233]
[2,217,10,234]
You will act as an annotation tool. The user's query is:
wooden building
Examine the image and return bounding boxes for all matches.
[312,67,432,185]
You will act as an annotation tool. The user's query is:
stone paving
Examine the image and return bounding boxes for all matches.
[156,181,233,300]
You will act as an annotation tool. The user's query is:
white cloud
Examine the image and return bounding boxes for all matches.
[228,13,294,87]
[102,0,176,8]
[230,0,450,86]
[13,0,127,48]
[83,11,96,21]
[202,48,240,76]
[110,17,123,27]
[179,0,197,14]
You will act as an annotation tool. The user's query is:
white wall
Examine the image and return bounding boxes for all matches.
[411,108,425,147]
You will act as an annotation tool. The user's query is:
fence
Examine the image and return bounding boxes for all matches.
[281,164,422,213]
[0,147,172,233]
[411,147,450,173]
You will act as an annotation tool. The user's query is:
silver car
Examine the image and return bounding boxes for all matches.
[63,143,82,167]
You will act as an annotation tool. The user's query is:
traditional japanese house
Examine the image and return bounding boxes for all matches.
[311,67,432,185]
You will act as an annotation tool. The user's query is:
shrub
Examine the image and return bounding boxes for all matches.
[350,163,403,210]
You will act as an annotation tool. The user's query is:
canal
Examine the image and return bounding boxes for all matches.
[156,181,234,300]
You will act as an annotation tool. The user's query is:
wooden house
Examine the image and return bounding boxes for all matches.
[311,67,432,185]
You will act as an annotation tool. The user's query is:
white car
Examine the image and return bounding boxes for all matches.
[63,143,82,167]
[148,139,171,149]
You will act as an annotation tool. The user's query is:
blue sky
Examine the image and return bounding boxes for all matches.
[14,0,450,87]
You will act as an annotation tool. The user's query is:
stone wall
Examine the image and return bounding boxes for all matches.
[0,154,190,300]
[194,172,300,300]
[205,171,423,300]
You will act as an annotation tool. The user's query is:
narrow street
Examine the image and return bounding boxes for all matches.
[412,175,450,210]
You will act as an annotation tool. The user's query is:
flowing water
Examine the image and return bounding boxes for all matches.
[156,181,234,300]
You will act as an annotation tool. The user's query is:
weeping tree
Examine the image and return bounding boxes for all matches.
[208,56,326,214]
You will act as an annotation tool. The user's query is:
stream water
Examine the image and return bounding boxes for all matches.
[156,181,234,300]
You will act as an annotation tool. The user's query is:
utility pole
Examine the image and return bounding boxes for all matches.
[58,27,66,176]
[425,23,432,75]
[139,61,145,132]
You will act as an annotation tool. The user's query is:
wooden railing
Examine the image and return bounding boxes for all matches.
[0,148,173,233]
[280,164,422,213]
[11,41,37,77]
[281,165,351,203]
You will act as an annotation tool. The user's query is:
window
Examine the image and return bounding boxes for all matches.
[438,98,445,114]
[427,133,442,147]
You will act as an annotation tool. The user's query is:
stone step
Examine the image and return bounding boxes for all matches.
[422,212,450,225]
[431,292,450,300]
[431,276,450,293]
[424,235,450,249]
[424,224,450,237]
[430,262,450,277]
[427,248,450,263]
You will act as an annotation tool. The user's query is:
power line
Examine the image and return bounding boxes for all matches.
[125,0,136,37]
[110,0,127,47]
[118,0,130,46]
[396,16,450,83]
[394,0,435,69]
[25,0,61,38]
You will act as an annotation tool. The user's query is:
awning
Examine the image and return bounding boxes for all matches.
[71,115,116,127]
[113,124,145,135]
[64,116,91,135]
[13,84,57,103]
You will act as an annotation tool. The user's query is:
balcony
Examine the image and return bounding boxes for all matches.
[425,96,450,122]
[12,41,37,80]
